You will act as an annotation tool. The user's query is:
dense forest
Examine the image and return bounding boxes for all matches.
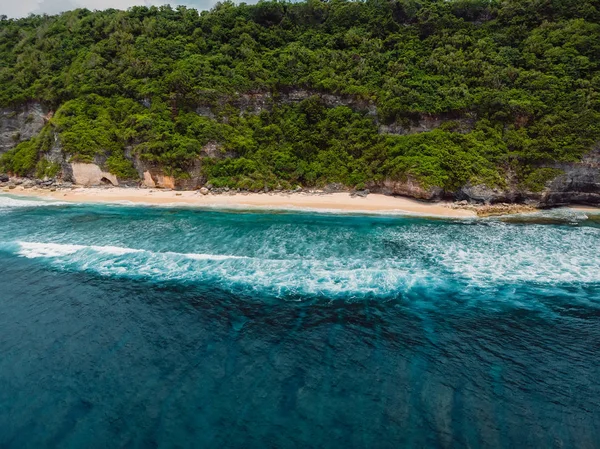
[0,0,599,192]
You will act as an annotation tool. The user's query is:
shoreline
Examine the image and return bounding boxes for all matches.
[3,186,477,217]
[3,185,599,218]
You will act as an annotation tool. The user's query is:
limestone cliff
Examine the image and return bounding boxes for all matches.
[0,96,598,206]
[0,102,49,153]
[451,147,600,206]
[541,148,600,206]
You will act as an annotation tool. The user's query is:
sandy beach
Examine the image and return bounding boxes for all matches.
[3,186,477,217]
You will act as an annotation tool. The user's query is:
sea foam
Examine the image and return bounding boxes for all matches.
[0,199,598,300]
[10,225,600,300]
[0,195,70,209]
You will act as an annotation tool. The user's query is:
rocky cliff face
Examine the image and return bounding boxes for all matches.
[378,113,475,135]
[208,89,467,135]
[369,147,600,206]
[452,148,600,206]
[126,142,222,190]
[379,176,444,201]
[1,97,598,205]
[214,89,378,117]
[0,93,471,190]
[541,147,600,206]
[0,102,48,154]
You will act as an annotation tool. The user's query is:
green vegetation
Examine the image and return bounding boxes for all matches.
[521,167,564,192]
[35,159,61,179]
[0,0,599,190]
[2,139,39,176]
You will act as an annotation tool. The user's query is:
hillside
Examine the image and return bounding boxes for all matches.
[1,0,599,203]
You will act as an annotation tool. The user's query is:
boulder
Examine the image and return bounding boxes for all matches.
[70,163,118,186]
[352,189,370,198]
[199,187,209,195]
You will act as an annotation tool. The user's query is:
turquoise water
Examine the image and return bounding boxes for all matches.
[0,194,599,448]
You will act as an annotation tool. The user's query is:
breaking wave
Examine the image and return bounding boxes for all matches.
[0,195,70,209]
[0,197,598,299]
[5,224,600,299]
[1,197,599,449]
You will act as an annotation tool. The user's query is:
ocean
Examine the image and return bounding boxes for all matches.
[0,194,599,448]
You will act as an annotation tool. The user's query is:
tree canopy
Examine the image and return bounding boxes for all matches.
[1,0,599,191]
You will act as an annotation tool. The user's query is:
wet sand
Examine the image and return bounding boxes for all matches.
[569,205,600,213]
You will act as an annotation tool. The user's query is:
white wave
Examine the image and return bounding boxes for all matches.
[11,241,427,296]
[181,252,248,260]
[379,224,600,286]
[17,242,143,258]
[10,219,600,299]
[17,242,85,258]
[0,195,70,209]
[16,241,246,262]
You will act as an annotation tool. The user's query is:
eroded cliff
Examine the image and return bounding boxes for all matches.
[0,95,598,206]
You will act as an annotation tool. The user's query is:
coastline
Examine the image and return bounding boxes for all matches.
[569,205,600,213]
[2,186,477,217]
[4,185,599,218]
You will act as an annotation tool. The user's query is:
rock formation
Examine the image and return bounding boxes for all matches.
[0,96,598,206]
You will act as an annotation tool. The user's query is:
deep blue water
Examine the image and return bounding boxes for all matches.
[0,194,599,448]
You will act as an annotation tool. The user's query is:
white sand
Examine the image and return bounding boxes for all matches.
[4,186,477,217]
